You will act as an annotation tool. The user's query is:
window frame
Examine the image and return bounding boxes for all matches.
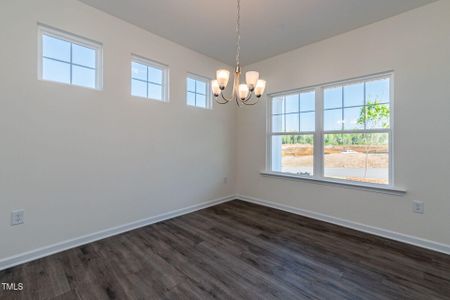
[130,55,169,102]
[186,73,212,110]
[37,24,103,90]
[267,72,395,189]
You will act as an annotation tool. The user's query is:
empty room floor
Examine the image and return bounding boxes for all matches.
[1,200,449,300]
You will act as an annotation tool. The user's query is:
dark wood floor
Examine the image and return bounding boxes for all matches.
[1,200,449,300]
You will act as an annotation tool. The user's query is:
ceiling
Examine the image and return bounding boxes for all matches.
[79,0,436,66]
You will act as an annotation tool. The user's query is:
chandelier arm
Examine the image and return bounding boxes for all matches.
[241,91,254,103]
[240,92,261,105]
[222,93,233,103]
[235,96,241,107]
[243,99,259,105]
[215,92,234,104]
[214,96,229,104]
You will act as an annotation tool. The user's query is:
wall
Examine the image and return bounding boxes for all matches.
[237,0,450,249]
[0,0,236,262]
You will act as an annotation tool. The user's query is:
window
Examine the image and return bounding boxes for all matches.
[271,91,316,175]
[38,25,102,89]
[269,73,393,186]
[186,75,211,109]
[131,56,168,101]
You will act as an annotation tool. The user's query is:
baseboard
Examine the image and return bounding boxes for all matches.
[0,195,235,271]
[3,193,447,271]
[236,194,450,255]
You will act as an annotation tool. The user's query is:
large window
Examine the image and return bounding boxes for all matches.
[269,73,392,186]
[186,75,211,109]
[131,56,168,101]
[38,25,102,89]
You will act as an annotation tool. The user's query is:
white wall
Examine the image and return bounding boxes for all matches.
[237,0,450,247]
[0,0,236,261]
[1,0,449,265]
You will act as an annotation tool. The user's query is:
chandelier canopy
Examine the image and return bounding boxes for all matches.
[212,0,266,106]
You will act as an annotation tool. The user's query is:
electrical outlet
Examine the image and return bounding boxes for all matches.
[11,209,24,226]
[412,201,424,214]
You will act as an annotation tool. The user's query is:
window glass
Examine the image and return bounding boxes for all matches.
[131,62,147,81]
[72,44,96,68]
[324,109,343,131]
[324,133,389,184]
[285,94,299,113]
[40,28,100,89]
[131,79,146,98]
[285,114,299,132]
[344,82,364,107]
[42,35,70,62]
[324,86,342,109]
[131,58,167,101]
[366,78,390,104]
[42,58,70,84]
[300,112,315,132]
[270,75,392,185]
[271,135,314,176]
[186,76,211,109]
[72,65,95,88]
[300,91,315,112]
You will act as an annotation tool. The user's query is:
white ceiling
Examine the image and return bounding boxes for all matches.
[79,0,436,66]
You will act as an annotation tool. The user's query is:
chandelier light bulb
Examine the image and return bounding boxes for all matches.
[238,84,250,100]
[245,71,259,90]
[216,69,230,89]
[211,80,221,96]
[254,79,266,97]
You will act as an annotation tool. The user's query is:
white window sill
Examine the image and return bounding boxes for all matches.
[260,171,406,195]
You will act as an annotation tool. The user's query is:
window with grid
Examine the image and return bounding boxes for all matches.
[39,25,102,89]
[186,75,211,109]
[271,90,316,175]
[269,74,392,186]
[131,57,168,101]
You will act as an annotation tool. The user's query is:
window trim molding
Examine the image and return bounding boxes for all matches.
[186,73,212,110]
[266,71,398,190]
[37,23,103,90]
[260,171,406,195]
[131,54,169,102]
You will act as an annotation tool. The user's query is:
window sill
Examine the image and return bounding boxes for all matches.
[260,171,406,195]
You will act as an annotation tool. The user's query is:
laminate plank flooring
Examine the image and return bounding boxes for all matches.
[1,200,449,299]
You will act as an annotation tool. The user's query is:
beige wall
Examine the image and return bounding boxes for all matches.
[0,0,236,261]
[237,1,450,247]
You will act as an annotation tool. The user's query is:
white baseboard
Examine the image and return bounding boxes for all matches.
[236,194,450,255]
[2,193,448,271]
[0,195,236,271]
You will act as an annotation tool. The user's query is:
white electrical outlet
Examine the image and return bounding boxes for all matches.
[412,201,424,214]
[11,209,24,225]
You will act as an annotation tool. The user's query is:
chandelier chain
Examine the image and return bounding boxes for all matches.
[236,0,240,67]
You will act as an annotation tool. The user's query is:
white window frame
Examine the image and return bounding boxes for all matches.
[37,24,103,90]
[131,55,169,102]
[266,72,397,191]
[186,73,212,110]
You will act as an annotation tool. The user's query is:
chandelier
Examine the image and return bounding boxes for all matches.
[211,0,266,106]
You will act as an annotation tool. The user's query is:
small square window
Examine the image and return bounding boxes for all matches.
[186,74,211,109]
[39,25,102,89]
[131,56,168,102]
